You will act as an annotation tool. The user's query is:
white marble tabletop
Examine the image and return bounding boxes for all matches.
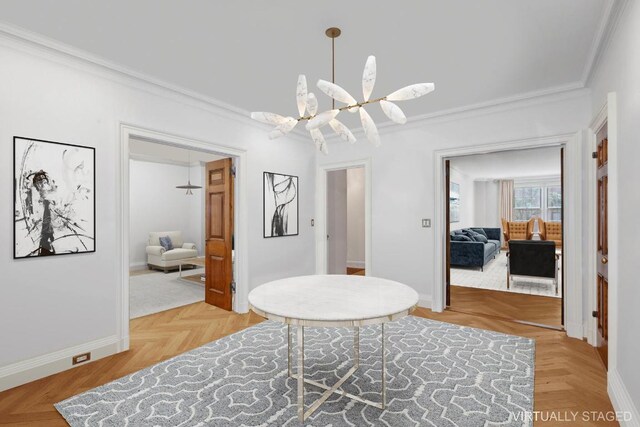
[248,275,419,325]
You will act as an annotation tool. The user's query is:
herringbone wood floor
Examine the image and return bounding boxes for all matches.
[0,300,615,426]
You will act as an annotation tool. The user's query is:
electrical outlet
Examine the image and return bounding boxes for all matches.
[72,352,91,365]
[422,219,431,228]
[311,219,315,227]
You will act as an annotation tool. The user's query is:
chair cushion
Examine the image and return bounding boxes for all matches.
[161,248,198,261]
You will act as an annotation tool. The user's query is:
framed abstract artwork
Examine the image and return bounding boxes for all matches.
[13,136,96,258]
[263,171,299,238]
[450,181,460,223]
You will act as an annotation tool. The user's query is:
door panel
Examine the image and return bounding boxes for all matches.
[596,138,608,368]
[205,158,234,311]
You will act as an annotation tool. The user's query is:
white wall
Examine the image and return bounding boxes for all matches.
[129,159,204,267]
[449,166,475,230]
[346,167,365,268]
[327,170,347,274]
[318,90,590,304]
[0,36,316,382]
[588,0,640,416]
[473,180,500,228]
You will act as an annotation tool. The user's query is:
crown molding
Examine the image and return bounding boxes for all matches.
[0,13,611,147]
[583,0,630,86]
[0,22,313,142]
[324,84,589,143]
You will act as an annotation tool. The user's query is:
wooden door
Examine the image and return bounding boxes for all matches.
[596,138,609,368]
[445,160,451,306]
[205,158,234,311]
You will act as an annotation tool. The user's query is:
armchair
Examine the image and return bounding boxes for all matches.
[146,231,198,273]
[539,220,562,247]
[507,240,559,294]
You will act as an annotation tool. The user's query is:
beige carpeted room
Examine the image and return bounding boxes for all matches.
[1,1,639,426]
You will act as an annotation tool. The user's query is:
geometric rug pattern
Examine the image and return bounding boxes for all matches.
[55,316,534,426]
[452,251,562,298]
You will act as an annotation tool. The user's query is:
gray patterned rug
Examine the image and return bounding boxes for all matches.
[55,316,534,426]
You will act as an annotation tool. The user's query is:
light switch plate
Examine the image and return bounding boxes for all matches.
[422,219,431,228]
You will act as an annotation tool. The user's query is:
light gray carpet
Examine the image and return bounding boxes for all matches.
[56,316,534,426]
[452,251,562,298]
[129,268,205,318]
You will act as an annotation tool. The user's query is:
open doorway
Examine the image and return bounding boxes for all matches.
[127,138,235,318]
[327,167,366,275]
[445,146,565,328]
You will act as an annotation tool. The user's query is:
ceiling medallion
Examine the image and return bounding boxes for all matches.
[250,27,435,154]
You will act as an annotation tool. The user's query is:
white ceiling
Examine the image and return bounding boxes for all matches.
[450,147,561,180]
[129,138,225,165]
[0,1,607,128]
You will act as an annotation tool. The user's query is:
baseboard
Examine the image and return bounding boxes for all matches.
[608,368,640,427]
[418,294,432,310]
[0,335,121,392]
[346,261,365,269]
[129,261,147,271]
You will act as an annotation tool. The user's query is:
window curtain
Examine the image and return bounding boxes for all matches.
[499,180,514,222]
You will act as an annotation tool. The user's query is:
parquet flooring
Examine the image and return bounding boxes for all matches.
[0,299,615,426]
[450,285,562,326]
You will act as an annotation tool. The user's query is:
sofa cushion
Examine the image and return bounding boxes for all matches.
[470,228,488,238]
[451,234,472,242]
[159,235,174,251]
[473,233,488,243]
[487,239,501,250]
[462,229,487,243]
[161,248,198,261]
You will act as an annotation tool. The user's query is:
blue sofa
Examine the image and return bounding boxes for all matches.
[450,227,501,270]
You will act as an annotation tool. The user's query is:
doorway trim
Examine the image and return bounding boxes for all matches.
[117,123,249,352]
[433,132,586,339]
[315,158,372,275]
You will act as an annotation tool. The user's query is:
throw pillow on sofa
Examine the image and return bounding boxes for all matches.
[462,229,488,243]
[159,235,174,251]
[472,233,488,243]
[451,234,473,242]
[470,228,488,238]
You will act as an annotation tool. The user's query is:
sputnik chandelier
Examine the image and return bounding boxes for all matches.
[250,27,435,154]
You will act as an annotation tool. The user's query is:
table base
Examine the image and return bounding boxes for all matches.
[288,324,386,422]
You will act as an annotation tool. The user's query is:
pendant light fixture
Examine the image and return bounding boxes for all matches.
[251,27,435,154]
[176,152,202,195]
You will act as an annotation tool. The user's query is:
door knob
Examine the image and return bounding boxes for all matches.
[601,257,608,264]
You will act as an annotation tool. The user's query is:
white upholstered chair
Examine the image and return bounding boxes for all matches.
[146,231,198,272]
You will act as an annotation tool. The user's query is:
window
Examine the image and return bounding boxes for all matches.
[513,187,541,220]
[546,186,562,221]
[513,182,561,221]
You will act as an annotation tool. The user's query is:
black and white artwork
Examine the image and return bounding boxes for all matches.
[263,172,298,238]
[450,181,460,223]
[14,137,95,258]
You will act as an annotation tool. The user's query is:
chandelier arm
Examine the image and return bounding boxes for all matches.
[296,96,387,122]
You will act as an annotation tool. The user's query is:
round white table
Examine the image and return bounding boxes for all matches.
[248,275,419,422]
